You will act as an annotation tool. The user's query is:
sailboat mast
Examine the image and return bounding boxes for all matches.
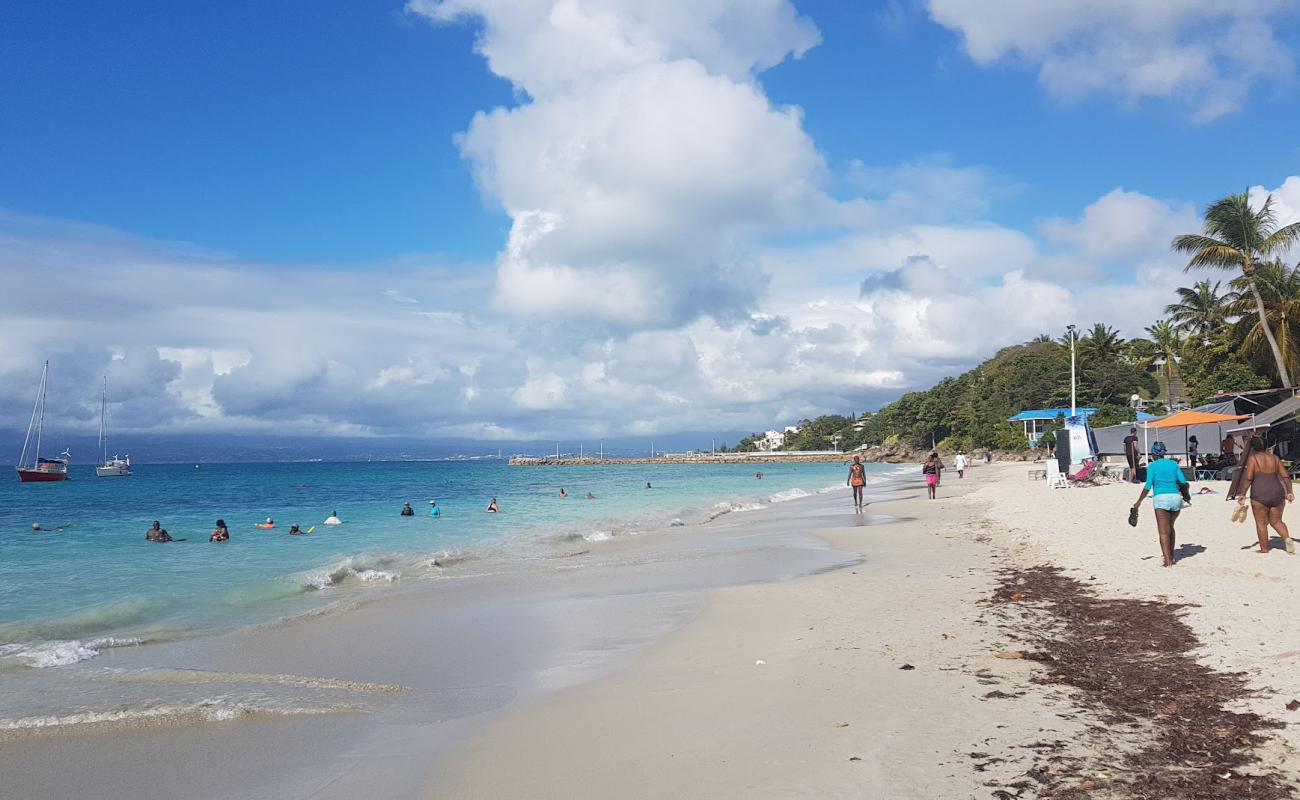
[100,377,108,464]
[35,361,47,467]
[18,363,44,469]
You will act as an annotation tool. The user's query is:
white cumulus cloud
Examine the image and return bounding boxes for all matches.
[927,0,1296,120]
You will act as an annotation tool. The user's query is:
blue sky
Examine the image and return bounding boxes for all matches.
[4,0,1300,441]
[7,0,1295,264]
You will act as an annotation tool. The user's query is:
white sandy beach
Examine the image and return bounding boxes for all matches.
[429,462,1300,798]
[7,462,1300,799]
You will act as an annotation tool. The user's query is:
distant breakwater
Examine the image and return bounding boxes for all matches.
[509,453,877,466]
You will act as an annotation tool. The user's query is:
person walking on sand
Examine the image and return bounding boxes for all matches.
[954,451,968,479]
[1239,436,1295,555]
[1123,428,1141,483]
[847,456,867,511]
[922,453,943,500]
[1130,442,1189,567]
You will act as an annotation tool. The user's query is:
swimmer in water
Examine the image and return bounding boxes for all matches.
[559,488,568,498]
[429,500,440,517]
[400,501,414,517]
[145,520,173,542]
[289,523,305,535]
[755,471,763,480]
[32,522,71,532]
[210,519,230,542]
[323,511,342,525]
[646,482,652,490]
[586,492,596,500]
[486,498,499,513]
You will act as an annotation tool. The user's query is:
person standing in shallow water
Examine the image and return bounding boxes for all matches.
[1131,441,1188,567]
[1240,436,1295,555]
[922,453,943,499]
[847,456,867,511]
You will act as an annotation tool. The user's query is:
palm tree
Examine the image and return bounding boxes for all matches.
[1145,320,1184,367]
[1028,333,1054,344]
[1078,323,1125,361]
[1165,280,1235,339]
[1172,192,1300,386]
[1227,260,1300,383]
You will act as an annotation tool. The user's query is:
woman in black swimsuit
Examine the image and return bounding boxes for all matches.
[1239,436,1295,554]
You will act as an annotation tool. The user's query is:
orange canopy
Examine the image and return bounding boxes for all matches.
[1142,409,1248,429]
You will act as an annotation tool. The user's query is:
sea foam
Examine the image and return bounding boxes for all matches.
[0,637,144,668]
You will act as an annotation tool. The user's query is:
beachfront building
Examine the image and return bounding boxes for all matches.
[758,430,786,451]
[1007,407,1098,445]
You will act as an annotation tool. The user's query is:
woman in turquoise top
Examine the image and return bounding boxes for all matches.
[1130,441,1189,567]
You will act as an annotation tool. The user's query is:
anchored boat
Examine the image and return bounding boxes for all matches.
[16,361,70,483]
[96,377,131,477]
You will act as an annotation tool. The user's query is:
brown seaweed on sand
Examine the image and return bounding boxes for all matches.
[985,566,1294,799]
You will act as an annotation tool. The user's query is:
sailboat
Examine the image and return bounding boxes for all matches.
[16,361,70,483]
[96,377,131,477]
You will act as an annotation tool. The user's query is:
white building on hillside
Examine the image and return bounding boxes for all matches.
[758,430,785,450]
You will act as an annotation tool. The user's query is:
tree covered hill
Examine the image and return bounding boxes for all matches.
[734,189,1299,455]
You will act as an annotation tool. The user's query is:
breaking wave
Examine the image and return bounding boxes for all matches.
[298,557,402,590]
[0,637,144,669]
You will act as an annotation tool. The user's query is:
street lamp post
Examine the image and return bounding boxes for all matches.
[1067,324,1077,416]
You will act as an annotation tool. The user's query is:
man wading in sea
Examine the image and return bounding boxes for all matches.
[145,521,173,542]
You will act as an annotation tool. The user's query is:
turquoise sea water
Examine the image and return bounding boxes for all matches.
[0,459,896,669]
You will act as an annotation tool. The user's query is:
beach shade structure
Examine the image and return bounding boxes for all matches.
[1225,394,1300,436]
[1141,410,1248,465]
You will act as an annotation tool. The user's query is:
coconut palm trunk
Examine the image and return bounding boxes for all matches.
[1243,258,1292,387]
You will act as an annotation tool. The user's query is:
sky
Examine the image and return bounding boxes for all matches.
[3,0,1300,444]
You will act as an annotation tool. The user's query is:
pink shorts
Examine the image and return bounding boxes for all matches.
[926,474,938,486]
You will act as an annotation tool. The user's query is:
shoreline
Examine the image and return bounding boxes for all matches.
[9,461,1298,797]
[0,467,909,798]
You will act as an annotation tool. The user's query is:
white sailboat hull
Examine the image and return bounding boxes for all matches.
[96,464,131,477]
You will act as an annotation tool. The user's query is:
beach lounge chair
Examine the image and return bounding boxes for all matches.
[1046,461,1068,489]
[1067,459,1099,483]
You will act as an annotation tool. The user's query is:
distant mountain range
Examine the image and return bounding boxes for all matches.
[1,431,753,464]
